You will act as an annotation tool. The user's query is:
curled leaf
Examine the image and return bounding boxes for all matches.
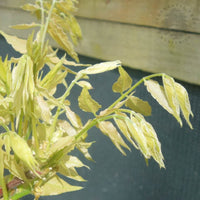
[144,79,173,114]
[98,121,130,155]
[163,76,182,126]
[174,82,193,129]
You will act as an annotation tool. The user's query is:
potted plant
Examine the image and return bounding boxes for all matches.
[0,0,193,199]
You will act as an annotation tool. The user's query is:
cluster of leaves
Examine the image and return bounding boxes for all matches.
[0,0,193,200]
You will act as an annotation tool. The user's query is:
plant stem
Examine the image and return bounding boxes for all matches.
[75,114,126,140]
[41,0,57,49]
[107,73,164,110]
[49,73,84,144]
[31,101,39,154]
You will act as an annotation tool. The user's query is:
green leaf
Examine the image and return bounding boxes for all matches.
[112,66,132,93]
[98,121,130,155]
[0,31,27,54]
[125,96,152,116]
[39,175,82,196]
[174,82,193,129]
[78,87,101,114]
[163,76,182,126]
[79,60,121,75]
[144,80,173,114]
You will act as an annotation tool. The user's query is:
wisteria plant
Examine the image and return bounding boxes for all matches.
[0,0,193,199]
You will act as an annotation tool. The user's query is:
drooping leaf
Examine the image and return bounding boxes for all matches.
[125,116,150,159]
[39,175,82,196]
[0,31,27,54]
[58,164,86,182]
[144,80,173,114]
[125,96,152,116]
[114,114,138,149]
[98,121,130,155]
[76,142,94,161]
[35,95,52,123]
[112,66,132,93]
[174,82,193,129]
[137,114,165,168]
[63,155,89,169]
[48,17,79,62]
[79,60,121,75]
[163,76,182,126]
[78,87,101,114]
[65,106,82,129]
[58,120,77,136]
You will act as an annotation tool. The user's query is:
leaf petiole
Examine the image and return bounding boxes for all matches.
[108,73,165,110]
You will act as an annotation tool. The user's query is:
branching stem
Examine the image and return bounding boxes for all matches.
[107,73,165,110]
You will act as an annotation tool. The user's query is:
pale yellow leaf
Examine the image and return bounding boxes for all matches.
[79,60,121,75]
[112,66,132,93]
[114,114,138,149]
[9,132,38,173]
[98,121,130,155]
[0,31,26,54]
[125,117,150,158]
[137,114,165,168]
[11,22,40,30]
[77,81,93,90]
[58,164,86,182]
[144,80,173,114]
[65,106,82,128]
[163,76,182,126]
[78,87,101,114]
[174,82,193,129]
[40,175,82,196]
[125,96,152,116]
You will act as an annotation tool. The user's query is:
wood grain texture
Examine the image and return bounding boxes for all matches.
[76,0,200,33]
[76,18,200,85]
[0,2,200,85]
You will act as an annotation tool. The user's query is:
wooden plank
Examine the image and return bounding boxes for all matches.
[2,0,200,33]
[75,17,200,85]
[0,6,200,85]
[77,0,200,33]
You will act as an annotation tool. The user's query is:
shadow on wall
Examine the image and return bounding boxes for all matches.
[0,35,200,200]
